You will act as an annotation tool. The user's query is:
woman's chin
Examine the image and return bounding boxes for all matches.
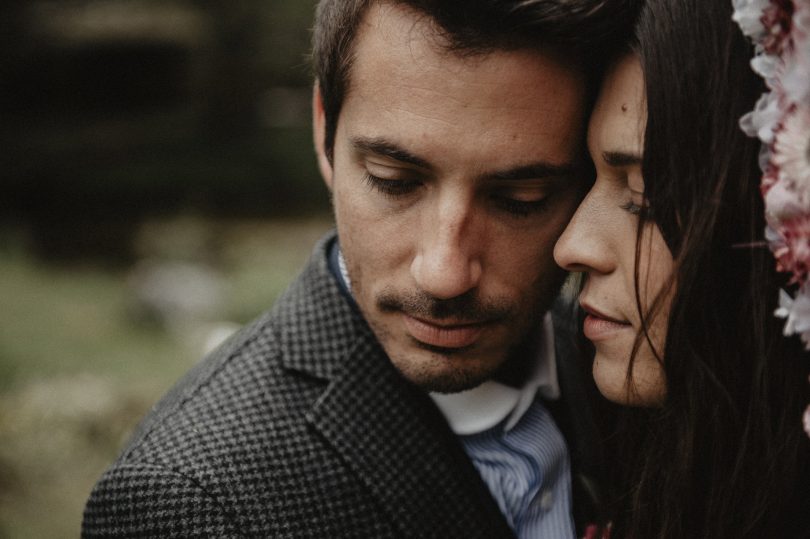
[592,351,666,407]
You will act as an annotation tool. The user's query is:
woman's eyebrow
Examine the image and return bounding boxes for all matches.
[602,150,642,167]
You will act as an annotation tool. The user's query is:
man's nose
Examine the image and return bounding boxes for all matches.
[410,197,483,300]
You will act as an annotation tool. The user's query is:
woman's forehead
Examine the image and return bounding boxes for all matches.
[588,55,646,158]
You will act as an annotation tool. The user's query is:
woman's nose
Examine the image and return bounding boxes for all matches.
[554,190,615,275]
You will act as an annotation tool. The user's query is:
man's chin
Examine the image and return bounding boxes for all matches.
[389,356,499,394]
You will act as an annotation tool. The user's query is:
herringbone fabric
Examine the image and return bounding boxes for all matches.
[82,232,517,538]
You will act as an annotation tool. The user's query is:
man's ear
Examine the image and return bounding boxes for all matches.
[312,83,334,190]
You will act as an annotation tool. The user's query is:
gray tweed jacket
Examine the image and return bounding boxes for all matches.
[82,231,602,538]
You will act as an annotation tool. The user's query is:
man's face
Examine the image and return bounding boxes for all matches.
[314,3,587,393]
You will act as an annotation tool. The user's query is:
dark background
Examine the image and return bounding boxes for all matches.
[1,0,326,264]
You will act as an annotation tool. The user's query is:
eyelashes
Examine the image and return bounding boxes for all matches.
[620,200,643,215]
[362,173,551,218]
[620,199,655,220]
[362,173,419,197]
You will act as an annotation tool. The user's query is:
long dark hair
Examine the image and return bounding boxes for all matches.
[606,0,810,536]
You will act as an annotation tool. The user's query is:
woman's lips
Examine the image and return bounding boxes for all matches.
[580,302,632,341]
[402,314,486,349]
[582,314,632,341]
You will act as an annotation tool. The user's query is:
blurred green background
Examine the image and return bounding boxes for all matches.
[0,1,332,536]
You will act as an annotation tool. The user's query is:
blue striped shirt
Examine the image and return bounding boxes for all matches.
[460,397,575,537]
[430,314,575,538]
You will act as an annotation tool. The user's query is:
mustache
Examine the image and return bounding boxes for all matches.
[376,289,513,322]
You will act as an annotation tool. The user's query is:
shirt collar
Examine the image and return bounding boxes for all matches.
[430,313,559,435]
[334,244,560,435]
[337,246,352,290]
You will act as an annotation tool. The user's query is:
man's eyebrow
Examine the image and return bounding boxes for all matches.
[351,137,578,180]
[602,151,643,167]
[350,137,431,169]
[487,162,578,182]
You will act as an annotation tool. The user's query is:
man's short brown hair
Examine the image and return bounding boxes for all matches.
[311,0,642,161]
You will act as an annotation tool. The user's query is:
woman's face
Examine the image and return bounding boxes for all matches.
[554,55,673,406]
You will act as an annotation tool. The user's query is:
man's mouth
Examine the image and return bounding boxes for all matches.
[401,314,488,349]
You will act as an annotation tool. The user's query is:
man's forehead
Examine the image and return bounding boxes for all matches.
[348,1,583,93]
[344,31,586,126]
[333,1,587,177]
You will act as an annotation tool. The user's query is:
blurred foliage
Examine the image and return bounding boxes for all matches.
[0,218,332,537]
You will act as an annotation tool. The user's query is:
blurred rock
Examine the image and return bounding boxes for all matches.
[195,320,242,356]
[0,373,150,474]
[127,258,225,332]
[0,373,155,535]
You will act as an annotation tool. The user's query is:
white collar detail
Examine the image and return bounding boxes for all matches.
[338,248,352,290]
[430,312,560,435]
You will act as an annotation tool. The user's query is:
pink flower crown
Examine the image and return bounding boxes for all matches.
[732,0,810,437]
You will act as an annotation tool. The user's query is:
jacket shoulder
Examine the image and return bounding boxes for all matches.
[121,232,343,458]
[135,303,294,434]
[83,233,384,535]
[82,461,244,538]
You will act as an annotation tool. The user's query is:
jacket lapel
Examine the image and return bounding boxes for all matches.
[308,337,513,538]
[278,233,514,538]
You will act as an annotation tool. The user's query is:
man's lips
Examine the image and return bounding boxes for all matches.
[580,302,632,341]
[402,314,487,349]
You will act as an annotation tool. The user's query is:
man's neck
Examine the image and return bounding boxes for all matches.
[492,333,540,388]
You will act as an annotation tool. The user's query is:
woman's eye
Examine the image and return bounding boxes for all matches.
[363,173,420,197]
[623,185,649,216]
[620,198,652,217]
[620,200,644,215]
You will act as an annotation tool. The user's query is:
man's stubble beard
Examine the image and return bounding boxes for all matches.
[344,254,566,394]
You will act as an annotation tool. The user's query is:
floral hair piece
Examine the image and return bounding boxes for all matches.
[732,0,810,437]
